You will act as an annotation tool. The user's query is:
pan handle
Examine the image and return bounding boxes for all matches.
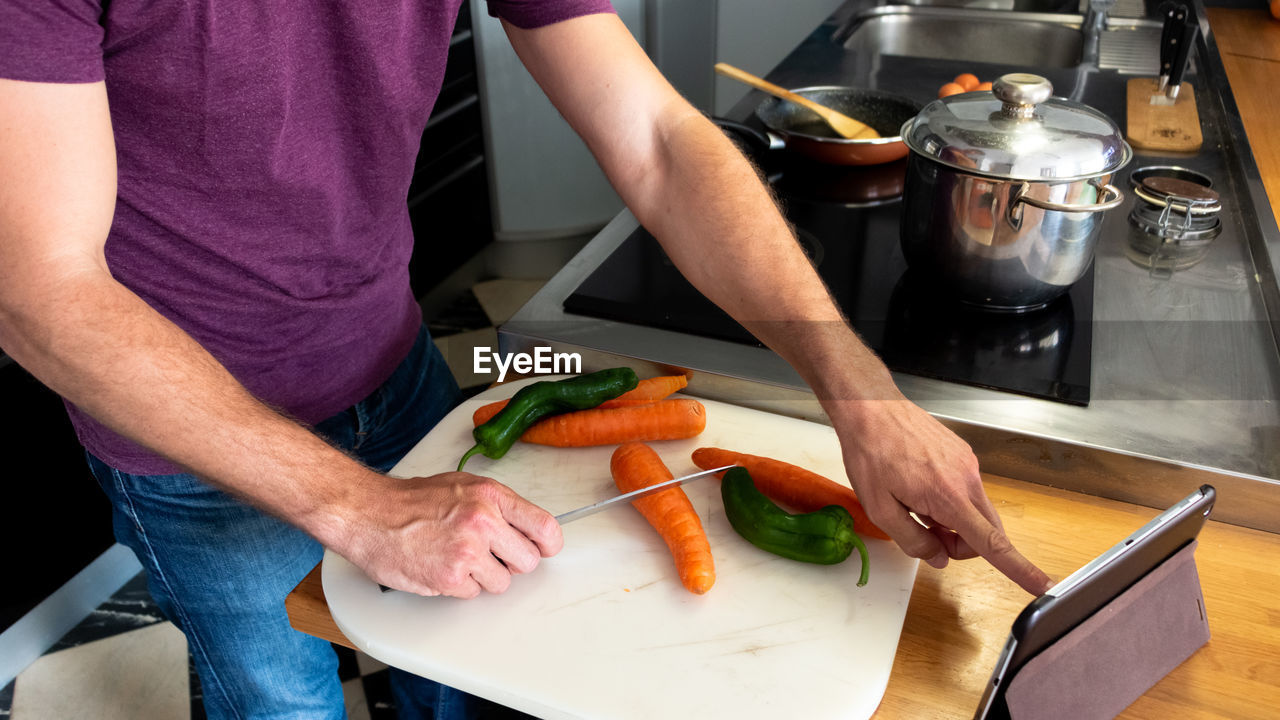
[708,116,786,153]
[1013,181,1125,213]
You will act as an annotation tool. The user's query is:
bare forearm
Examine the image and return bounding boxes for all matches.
[0,269,372,546]
[620,110,903,411]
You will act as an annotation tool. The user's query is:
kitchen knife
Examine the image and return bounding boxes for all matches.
[1156,2,1188,93]
[379,464,734,592]
[1166,12,1199,100]
[554,464,735,524]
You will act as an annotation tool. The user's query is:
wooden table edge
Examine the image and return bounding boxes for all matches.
[287,563,355,650]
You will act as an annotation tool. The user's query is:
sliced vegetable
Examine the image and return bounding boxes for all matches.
[458,368,638,470]
[721,467,869,585]
[611,442,715,594]
[471,374,689,427]
[691,447,890,541]
[515,398,706,448]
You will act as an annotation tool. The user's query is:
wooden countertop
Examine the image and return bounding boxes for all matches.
[1207,7,1280,219]
[286,473,1280,719]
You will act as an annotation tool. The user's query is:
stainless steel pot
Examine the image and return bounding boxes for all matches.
[899,74,1132,310]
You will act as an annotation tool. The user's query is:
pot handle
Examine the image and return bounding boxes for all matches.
[1013,181,1125,213]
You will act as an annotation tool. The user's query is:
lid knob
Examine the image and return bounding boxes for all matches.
[993,73,1053,120]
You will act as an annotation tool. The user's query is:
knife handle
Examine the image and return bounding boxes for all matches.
[1166,14,1199,99]
[1157,2,1188,90]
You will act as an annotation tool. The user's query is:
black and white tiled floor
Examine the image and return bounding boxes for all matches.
[2,280,546,719]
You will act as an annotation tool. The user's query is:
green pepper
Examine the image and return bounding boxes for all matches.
[457,367,639,471]
[721,466,870,586]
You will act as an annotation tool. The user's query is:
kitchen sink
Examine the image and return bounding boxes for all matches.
[837,5,1160,72]
[896,0,1081,10]
[839,6,1085,67]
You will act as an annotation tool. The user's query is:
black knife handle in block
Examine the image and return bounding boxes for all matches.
[1158,2,1189,87]
[1167,14,1199,98]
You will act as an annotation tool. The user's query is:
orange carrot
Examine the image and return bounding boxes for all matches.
[611,442,715,594]
[691,447,890,541]
[513,398,705,447]
[472,399,508,427]
[471,374,690,427]
[597,374,689,409]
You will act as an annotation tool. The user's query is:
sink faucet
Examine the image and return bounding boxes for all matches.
[1083,0,1117,32]
[1068,0,1116,101]
[1081,0,1117,66]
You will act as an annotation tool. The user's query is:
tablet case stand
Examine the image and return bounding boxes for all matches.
[1004,541,1210,720]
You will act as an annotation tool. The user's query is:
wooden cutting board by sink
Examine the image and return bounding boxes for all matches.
[320,376,917,720]
[1125,78,1203,153]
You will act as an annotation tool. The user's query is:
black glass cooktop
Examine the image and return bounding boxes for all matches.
[562,157,1092,406]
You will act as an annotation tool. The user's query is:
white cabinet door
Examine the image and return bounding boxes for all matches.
[471,0,645,241]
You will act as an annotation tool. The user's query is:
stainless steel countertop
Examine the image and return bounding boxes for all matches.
[498,0,1280,532]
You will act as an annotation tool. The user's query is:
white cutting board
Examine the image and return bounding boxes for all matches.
[323,376,918,720]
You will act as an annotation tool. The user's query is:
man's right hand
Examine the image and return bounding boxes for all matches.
[333,472,564,598]
[830,395,1054,596]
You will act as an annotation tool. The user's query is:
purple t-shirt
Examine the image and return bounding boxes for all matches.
[0,0,614,474]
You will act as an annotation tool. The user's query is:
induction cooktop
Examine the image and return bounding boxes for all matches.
[562,157,1092,405]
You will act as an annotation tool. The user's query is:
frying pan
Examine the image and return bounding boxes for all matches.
[711,113,911,205]
[749,86,923,166]
[771,157,910,207]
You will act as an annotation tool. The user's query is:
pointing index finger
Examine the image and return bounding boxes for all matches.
[945,502,1052,595]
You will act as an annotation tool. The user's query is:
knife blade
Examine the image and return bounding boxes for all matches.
[555,465,735,525]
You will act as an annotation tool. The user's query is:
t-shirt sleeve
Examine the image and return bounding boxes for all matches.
[485,0,616,30]
[0,0,106,83]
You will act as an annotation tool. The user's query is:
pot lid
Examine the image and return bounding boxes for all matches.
[902,73,1132,181]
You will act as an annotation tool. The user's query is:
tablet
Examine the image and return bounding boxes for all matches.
[973,484,1216,720]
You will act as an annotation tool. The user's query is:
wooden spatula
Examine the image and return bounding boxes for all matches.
[714,62,880,140]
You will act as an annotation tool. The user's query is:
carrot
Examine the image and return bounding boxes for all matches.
[597,374,689,409]
[691,447,890,541]
[472,399,508,427]
[514,398,705,447]
[611,442,715,594]
[471,374,690,427]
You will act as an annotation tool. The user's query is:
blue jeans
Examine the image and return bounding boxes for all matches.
[87,325,489,719]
